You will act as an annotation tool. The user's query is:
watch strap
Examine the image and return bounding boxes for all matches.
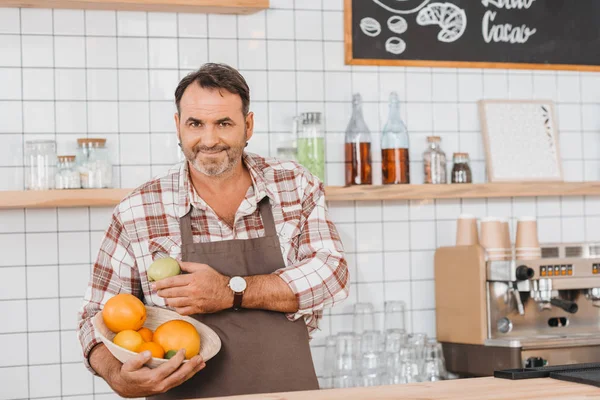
[233,291,243,310]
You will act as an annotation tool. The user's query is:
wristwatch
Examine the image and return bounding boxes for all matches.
[228,276,247,310]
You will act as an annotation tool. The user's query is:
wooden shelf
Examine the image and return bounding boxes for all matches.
[2,182,600,209]
[0,189,131,209]
[324,182,600,201]
[0,0,269,14]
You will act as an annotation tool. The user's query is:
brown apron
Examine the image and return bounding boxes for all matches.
[152,197,319,399]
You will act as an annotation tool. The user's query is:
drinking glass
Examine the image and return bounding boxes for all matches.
[399,346,422,383]
[423,341,448,381]
[360,331,386,387]
[333,332,360,388]
[353,303,376,334]
[321,335,337,389]
[384,301,406,333]
[408,332,428,372]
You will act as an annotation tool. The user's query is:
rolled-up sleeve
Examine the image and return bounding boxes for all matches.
[275,176,349,335]
[77,210,141,375]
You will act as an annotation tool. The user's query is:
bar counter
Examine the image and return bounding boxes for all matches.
[204,377,600,399]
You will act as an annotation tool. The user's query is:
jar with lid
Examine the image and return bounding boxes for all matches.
[423,136,447,184]
[76,138,113,188]
[25,140,57,190]
[296,112,325,182]
[55,155,81,189]
[345,93,373,185]
[451,152,472,184]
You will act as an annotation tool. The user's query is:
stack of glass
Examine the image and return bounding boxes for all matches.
[321,301,448,389]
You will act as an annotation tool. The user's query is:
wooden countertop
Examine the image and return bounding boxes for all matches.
[203,377,600,400]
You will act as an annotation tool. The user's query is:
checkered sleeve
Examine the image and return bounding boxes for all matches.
[275,176,350,336]
[77,208,141,375]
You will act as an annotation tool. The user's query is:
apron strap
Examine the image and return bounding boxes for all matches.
[258,197,277,237]
[179,210,196,254]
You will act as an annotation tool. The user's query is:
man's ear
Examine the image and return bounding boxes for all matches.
[245,111,254,142]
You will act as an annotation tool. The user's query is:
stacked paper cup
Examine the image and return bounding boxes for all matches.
[455,214,479,246]
[480,217,512,261]
[515,217,541,260]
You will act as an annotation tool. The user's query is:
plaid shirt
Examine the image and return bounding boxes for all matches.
[77,152,349,373]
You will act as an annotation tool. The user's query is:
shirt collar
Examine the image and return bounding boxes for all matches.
[177,152,273,218]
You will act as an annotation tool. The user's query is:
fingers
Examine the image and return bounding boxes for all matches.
[174,306,197,316]
[179,262,208,273]
[122,351,153,372]
[157,287,187,299]
[164,297,189,308]
[152,349,187,380]
[159,355,205,393]
[152,274,191,291]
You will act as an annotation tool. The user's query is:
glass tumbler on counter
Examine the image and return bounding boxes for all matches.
[345,93,372,186]
[451,152,472,184]
[25,140,57,190]
[76,138,113,188]
[423,136,447,184]
[422,341,448,381]
[333,332,361,388]
[296,112,325,182]
[55,155,81,189]
[384,301,407,333]
[353,302,376,334]
[381,91,410,184]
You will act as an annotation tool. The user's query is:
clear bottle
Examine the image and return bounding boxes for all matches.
[296,112,325,182]
[345,93,373,185]
[25,140,57,190]
[451,152,472,184]
[381,92,410,184]
[76,138,113,188]
[55,155,81,189]
[423,136,447,184]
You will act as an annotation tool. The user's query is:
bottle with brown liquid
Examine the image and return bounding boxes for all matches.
[345,93,372,185]
[381,92,409,184]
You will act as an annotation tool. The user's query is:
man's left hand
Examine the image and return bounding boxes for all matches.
[152,262,232,315]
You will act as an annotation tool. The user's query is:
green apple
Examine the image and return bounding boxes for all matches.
[148,257,181,282]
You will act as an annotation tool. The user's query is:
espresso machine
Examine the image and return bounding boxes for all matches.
[434,242,600,377]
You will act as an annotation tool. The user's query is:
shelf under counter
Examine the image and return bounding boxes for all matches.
[2,182,600,209]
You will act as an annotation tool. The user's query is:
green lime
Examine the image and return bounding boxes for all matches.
[164,350,178,359]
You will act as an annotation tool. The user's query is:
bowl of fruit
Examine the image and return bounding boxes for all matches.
[92,292,221,368]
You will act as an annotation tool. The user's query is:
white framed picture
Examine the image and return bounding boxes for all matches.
[478,100,563,183]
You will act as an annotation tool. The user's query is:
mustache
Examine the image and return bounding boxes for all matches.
[193,144,230,154]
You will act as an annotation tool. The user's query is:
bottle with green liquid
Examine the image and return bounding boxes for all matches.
[296,112,325,182]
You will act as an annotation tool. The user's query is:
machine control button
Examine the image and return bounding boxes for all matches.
[525,357,547,368]
[497,317,512,334]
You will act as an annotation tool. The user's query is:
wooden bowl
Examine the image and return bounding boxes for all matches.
[92,306,221,368]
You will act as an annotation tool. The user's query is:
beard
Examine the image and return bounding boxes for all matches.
[183,133,247,177]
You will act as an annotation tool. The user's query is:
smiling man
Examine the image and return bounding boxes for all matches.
[76,63,349,399]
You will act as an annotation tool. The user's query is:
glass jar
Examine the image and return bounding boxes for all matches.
[451,152,472,184]
[381,91,410,184]
[55,155,81,189]
[25,140,57,190]
[275,116,300,163]
[345,93,373,185]
[296,112,325,182]
[423,136,447,184]
[76,138,113,188]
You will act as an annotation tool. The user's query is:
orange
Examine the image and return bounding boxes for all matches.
[138,341,165,359]
[113,330,144,353]
[153,320,201,360]
[102,293,146,333]
[137,327,153,342]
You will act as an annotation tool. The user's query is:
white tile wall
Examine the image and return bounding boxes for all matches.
[1,1,600,398]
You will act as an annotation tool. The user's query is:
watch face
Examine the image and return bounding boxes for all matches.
[230,276,247,292]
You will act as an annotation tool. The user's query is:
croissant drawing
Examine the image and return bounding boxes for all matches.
[416,2,467,43]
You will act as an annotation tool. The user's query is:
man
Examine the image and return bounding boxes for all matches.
[77,63,349,399]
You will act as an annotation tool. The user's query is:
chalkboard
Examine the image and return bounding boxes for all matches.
[344,0,600,71]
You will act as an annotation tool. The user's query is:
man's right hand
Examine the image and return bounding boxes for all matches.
[90,344,205,398]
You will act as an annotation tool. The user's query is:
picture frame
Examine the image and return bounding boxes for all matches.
[478,100,564,183]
